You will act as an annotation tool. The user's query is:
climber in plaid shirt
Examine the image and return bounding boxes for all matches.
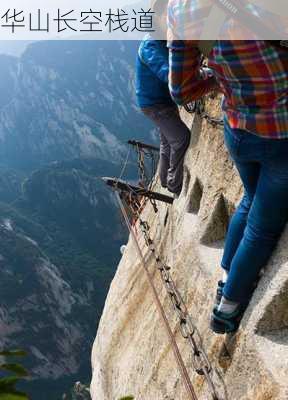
[167,2,288,334]
[168,40,288,138]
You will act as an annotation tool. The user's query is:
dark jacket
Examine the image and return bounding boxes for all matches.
[135,34,174,108]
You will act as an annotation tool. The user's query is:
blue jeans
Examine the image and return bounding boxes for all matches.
[222,120,288,303]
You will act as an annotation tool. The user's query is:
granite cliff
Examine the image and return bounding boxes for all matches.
[91,97,288,400]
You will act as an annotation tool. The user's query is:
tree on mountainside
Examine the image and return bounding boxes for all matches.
[0,350,29,400]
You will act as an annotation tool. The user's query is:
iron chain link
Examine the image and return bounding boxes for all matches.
[136,144,159,213]
[184,97,224,128]
[135,210,223,400]
[112,92,226,399]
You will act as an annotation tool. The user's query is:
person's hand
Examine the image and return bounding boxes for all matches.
[200,67,214,80]
[200,67,222,97]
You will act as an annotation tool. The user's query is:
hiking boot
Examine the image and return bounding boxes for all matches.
[210,304,246,334]
[215,280,225,306]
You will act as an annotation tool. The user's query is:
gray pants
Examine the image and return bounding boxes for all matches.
[142,105,191,194]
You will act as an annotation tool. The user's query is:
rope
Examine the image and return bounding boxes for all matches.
[115,192,199,400]
[107,98,226,399]
[113,140,159,218]
[118,145,132,183]
[134,143,159,212]
[115,189,225,400]
[135,143,158,188]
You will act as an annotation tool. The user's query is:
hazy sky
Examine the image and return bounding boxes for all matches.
[0,0,147,41]
[0,0,146,55]
[0,41,32,56]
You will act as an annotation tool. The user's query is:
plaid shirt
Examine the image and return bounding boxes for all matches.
[168,38,288,139]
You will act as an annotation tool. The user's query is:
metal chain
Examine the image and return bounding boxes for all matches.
[184,97,224,128]
[197,97,224,128]
[184,101,197,114]
[136,216,224,400]
[116,192,199,400]
[111,99,224,398]
[149,197,158,213]
[177,50,222,125]
[135,144,159,213]
[136,144,157,189]
[137,145,147,187]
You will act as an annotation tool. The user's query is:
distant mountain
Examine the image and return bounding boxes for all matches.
[0,41,32,57]
[0,166,26,202]
[0,206,91,396]
[20,158,128,267]
[0,40,154,168]
[0,40,155,399]
[0,158,130,400]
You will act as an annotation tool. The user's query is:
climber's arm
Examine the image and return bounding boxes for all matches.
[139,40,169,83]
[168,40,217,106]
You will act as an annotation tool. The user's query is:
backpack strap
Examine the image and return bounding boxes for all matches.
[268,40,288,50]
[197,40,288,59]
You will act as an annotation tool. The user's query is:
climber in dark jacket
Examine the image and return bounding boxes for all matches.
[135,7,191,196]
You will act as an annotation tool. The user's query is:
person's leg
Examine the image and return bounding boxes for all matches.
[212,129,288,333]
[150,106,191,195]
[216,162,260,315]
[224,143,288,304]
[141,106,170,189]
[158,131,170,188]
[141,105,187,191]
[221,121,260,273]
[213,123,261,328]
[142,105,191,194]
[221,181,259,271]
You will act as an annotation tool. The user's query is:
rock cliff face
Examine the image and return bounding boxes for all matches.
[91,98,288,400]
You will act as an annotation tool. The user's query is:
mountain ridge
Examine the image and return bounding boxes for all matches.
[0,40,154,399]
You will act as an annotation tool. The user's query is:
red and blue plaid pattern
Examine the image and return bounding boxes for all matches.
[168,39,288,138]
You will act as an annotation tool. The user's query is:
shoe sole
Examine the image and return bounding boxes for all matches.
[210,322,236,334]
[210,315,241,334]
